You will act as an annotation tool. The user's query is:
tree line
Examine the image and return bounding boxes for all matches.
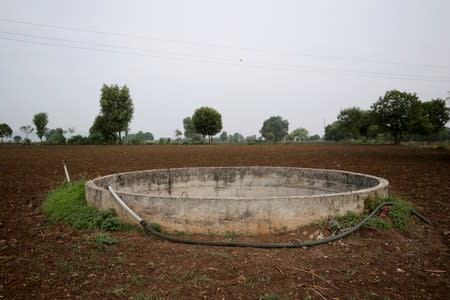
[1,85,448,145]
[324,90,449,144]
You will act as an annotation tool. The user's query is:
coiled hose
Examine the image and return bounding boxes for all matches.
[107,185,431,249]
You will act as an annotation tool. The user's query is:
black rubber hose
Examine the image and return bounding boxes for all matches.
[107,185,431,248]
[138,201,431,248]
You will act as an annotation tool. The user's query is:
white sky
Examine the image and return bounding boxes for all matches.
[1,0,449,139]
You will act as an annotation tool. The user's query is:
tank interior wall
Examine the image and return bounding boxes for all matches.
[113,167,380,198]
[85,167,389,234]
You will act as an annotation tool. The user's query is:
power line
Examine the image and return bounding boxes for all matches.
[1,17,449,71]
[0,36,243,67]
[0,30,238,63]
[0,31,450,82]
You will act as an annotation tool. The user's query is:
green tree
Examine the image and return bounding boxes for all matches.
[0,123,12,142]
[33,112,48,142]
[308,134,321,141]
[45,128,66,144]
[68,135,89,145]
[422,99,450,140]
[324,121,346,141]
[359,110,378,139]
[366,124,381,139]
[13,135,22,143]
[89,114,116,143]
[371,90,423,144]
[230,132,244,143]
[192,107,223,143]
[183,116,201,142]
[219,131,228,143]
[337,107,363,142]
[289,127,309,142]
[245,135,257,144]
[260,116,289,143]
[94,84,134,143]
[124,131,154,144]
[20,125,34,140]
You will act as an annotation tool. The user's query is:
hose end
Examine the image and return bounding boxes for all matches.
[140,220,148,228]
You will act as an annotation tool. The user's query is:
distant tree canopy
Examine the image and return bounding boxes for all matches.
[337,107,363,142]
[230,132,244,143]
[219,131,228,143]
[309,134,321,141]
[372,90,424,144]
[68,135,89,145]
[289,127,309,142]
[45,128,66,144]
[90,84,134,144]
[124,131,154,144]
[422,99,450,139]
[260,116,289,142]
[192,107,223,143]
[183,116,202,142]
[90,114,116,143]
[324,89,449,143]
[0,123,12,142]
[13,135,22,143]
[33,112,48,142]
[324,121,346,142]
[245,135,257,144]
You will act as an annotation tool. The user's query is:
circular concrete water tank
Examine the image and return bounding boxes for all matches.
[85,167,389,234]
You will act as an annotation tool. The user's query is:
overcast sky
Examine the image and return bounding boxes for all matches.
[1,0,449,139]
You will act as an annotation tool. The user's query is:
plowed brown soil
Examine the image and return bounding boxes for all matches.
[0,144,449,299]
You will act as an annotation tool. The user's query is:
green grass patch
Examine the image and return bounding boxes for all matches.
[42,180,134,231]
[260,293,292,300]
[56,260,74,273]
[328,211,362,232]
[386,197,413,231]
[179,271,214,285]
[208,251,229,258]
[261,294,279,300]
[150,223,161,232]
[328,196,415,232]
[366,216,391,230]
[93,233,120,249]
[132,293,161,300]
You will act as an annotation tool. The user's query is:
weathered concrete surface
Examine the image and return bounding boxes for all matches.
[85,167,389,234]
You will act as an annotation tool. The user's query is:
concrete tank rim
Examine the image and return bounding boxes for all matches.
[85,166,389,200]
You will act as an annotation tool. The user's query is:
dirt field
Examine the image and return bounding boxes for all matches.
[1,144,449,299]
